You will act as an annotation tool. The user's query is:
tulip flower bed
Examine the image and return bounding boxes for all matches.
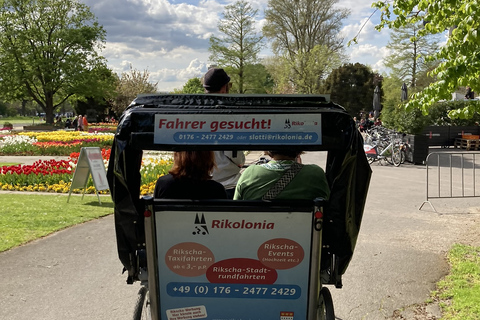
[88,127,116,133]
[0,151,173,195]
[0,127,173,195]
[0,130,114,156]
[88,123,117,133]
[0,159,76,193]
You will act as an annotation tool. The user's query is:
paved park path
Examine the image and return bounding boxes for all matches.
[1,151,479,319]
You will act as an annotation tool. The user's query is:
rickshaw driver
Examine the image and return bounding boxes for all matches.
[203,67,246,199]
[234,149,330,200]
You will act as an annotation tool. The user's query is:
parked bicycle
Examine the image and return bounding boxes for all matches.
[363,126,403,166]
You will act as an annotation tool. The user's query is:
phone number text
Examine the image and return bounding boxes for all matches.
[166,282,301,299]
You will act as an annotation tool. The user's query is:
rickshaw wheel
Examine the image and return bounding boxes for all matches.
[317,287,335,320]
[133,286,151,320]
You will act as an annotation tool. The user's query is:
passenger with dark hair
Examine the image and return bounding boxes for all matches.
[154,151,227,199]
[234,150,330,200]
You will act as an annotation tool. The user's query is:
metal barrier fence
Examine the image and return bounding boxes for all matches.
[419,151,480,212]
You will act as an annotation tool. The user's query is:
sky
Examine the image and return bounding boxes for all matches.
[81,0,392,92]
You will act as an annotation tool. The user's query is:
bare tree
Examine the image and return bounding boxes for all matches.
[262,0,349,92]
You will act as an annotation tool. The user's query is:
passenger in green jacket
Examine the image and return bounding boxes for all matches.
[233,150,330,201]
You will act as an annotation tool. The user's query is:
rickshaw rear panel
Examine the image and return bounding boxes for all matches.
[107,94,371,319]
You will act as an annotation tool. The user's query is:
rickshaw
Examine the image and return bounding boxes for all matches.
[106,94,371,320]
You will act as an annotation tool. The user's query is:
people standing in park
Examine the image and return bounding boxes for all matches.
[72,116,78,130]
[77,115,84,131]
[83,115,89,132]
[203,68,245,198]
[154,151,227,199]
[234,149,330,201]
[465,86,475,99]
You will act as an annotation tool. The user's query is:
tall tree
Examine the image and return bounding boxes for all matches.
[293,45,343,93]
[322,63,379,117]
[181,77,204,94]
[263,0,349,92]
[384,22,440,90]
[0,0,112,124]
[209,0,263,94]
[373,0,480,119]
[111,65,157,115]
[231,63,274,94]
[172,78,204,94]
[263,56,296,94]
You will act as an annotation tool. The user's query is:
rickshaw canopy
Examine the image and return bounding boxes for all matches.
[107,94,371,284]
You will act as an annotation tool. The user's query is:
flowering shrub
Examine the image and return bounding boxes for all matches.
[2,122,13,129]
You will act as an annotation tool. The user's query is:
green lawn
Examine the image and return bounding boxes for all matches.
[433,244,480,319]
[1,116,42,125]
[0,193,113,252]
[0,163,20,167]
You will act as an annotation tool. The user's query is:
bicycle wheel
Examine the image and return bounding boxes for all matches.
[391,147,402,167]
[383,147,394,165]
[133,286,151,320]
[400,149,406,164]
[316,287,335,320]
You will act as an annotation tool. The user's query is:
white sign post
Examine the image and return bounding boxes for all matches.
[67,147,109,204]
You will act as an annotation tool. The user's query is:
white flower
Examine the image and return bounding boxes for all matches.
[1,134,37,146]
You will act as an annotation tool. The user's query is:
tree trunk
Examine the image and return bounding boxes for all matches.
[21,100,27,116]
[45,93,55,124]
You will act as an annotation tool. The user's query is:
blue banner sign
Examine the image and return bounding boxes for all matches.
[154,114,322,145]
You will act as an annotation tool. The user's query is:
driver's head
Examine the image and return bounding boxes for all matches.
[267,150,303,160]
[203,68,231,93]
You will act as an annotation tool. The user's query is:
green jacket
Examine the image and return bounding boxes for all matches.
[234,160,330,201]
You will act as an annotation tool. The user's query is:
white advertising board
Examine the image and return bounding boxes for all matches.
[68,147,109,204]
[155,209,314,320]
[154,114,322,145]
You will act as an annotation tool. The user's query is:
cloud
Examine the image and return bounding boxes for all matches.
[84,0,220,52]
[341,18,390,46]
[347,44,391,73]
[336,0,378,21]
[82,0,393,91]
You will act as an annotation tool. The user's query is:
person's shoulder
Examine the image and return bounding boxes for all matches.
[205,179,228,198]
[302,163,325,173]
[154,174,174,198]
[242,164,267,174]
[155,174,174,185]
[206,179,224,187]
